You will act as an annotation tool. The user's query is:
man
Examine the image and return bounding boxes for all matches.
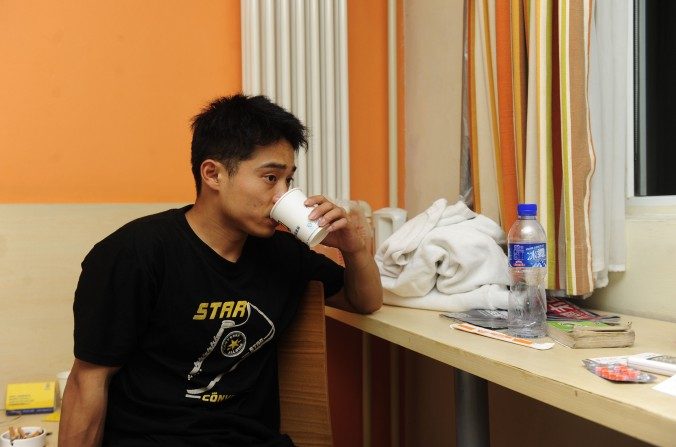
[59,94,382,446]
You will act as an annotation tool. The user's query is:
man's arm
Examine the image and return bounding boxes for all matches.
[304,195,383,314]
[325,245,383,314]
[58,359,120,447]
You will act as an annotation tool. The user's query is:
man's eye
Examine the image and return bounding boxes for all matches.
[287,178,294,186]
[265,175,277,183]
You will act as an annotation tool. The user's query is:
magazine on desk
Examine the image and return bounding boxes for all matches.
[440,297,620,330]
[546,297,620,323]
[440,309,508,329]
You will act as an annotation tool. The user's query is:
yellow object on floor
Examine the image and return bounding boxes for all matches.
[42,410,60,422]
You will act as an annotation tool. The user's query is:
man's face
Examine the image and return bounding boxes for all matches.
[216,139,296,238]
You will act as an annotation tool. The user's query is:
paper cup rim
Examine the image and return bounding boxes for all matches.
[269,187,303,219]
[306,225,329,247]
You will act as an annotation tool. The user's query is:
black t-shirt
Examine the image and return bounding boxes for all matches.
[73,206,344,446]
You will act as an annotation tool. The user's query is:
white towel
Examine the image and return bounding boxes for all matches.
[382,285,507,312]
[376,199,509,311]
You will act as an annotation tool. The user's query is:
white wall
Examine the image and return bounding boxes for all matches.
[586,204,676,322]
[404,0,463,216]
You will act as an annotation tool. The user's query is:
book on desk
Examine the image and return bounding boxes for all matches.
[546,321,634,349]
[5,381,56,415]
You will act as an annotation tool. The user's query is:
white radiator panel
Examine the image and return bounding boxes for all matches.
[242,0,350,199]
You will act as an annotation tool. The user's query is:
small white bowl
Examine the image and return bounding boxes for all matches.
[0,426,46,447]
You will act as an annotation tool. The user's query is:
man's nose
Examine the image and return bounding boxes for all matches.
[272,183,290,202]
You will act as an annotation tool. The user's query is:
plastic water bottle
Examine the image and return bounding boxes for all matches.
[507,203,547,338]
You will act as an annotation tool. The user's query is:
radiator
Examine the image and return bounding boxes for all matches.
[241,0,350,200]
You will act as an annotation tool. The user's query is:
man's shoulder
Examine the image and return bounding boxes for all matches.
[90,206,189,255]
[116,206,185,236]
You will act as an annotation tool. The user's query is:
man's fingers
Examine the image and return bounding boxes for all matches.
[304,195,327,207]
[308,202,333,220]
[326,217,348,232]
[304,196,351,230]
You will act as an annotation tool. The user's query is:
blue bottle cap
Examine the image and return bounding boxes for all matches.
[517,203,538,216]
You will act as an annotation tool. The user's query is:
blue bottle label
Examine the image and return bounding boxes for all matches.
[508,243,546,268]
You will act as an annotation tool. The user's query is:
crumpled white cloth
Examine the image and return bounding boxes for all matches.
[375,199,509,311]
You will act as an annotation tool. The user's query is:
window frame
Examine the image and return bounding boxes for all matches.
[628,0,676,215]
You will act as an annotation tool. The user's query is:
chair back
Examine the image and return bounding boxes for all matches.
[278,281,333,446]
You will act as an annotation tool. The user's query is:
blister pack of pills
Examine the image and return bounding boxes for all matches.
[582,359,655,383]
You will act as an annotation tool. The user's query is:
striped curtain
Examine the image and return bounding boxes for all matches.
[461,0,595,296]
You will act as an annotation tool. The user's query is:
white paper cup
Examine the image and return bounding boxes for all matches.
[57,370,70,400]
[270,188,329,247]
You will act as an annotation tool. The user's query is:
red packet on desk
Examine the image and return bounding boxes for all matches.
[451,323,555,350]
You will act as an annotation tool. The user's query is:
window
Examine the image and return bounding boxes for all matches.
[634,0,676,196]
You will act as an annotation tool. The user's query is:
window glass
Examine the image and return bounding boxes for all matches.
[635,0,676,196]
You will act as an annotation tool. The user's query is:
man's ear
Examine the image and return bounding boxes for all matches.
[200,159,223,192]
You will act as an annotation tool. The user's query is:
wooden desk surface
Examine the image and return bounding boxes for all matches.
[326,304,676,447]
[4,308,675,446]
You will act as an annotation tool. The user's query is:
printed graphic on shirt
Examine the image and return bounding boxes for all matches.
[184,300,275,403]
[222,331,246,357]
[192,300,248,320]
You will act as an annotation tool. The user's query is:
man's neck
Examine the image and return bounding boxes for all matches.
[185,200,247,263]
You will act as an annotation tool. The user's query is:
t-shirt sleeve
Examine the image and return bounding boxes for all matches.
[300,245,345,298]
[73,234,157,366]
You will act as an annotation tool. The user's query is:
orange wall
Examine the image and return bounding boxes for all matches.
[0,0,398,209]
[347,0,405,210]
[0,0,241,203]
[397,0,406,209]
[348,1,390,210]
